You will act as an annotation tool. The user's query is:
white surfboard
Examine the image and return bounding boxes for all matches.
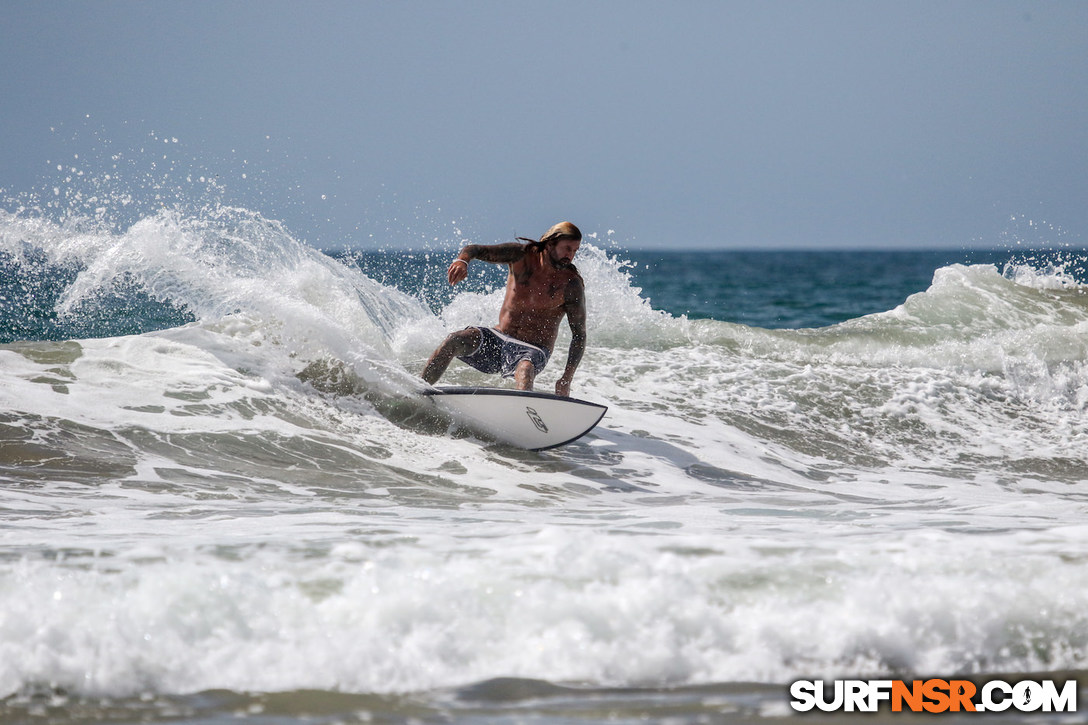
[421,386,607,451]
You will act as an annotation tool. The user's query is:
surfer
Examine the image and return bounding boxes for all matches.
[422,221,586,396]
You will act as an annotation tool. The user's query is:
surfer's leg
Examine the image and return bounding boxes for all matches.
[422,328,481,384]
[513,359,536,391]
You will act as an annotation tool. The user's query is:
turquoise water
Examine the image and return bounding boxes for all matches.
[3,205,1088,723]
[627,249,1054,328]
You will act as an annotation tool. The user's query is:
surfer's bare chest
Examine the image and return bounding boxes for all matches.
[507,260,569,311]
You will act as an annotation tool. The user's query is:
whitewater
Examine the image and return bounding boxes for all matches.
[2,204,1087,723]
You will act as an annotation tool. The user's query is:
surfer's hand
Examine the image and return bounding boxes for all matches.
[555,377,572,397]
[448,258,469,285]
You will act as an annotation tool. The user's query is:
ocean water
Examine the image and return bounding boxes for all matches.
[2,204,1088,724]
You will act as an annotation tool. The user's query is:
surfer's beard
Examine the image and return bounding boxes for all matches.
[550,252,573,268]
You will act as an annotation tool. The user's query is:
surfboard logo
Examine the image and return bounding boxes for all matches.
[525,406,549,433]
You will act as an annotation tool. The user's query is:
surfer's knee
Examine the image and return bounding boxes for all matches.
[447,327,480,356]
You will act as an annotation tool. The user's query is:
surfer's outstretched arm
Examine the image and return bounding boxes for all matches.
[447,243,527,284]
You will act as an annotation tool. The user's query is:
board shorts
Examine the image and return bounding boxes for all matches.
[457,327,550,379]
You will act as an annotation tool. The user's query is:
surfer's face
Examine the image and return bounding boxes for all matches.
[549,237,581,267]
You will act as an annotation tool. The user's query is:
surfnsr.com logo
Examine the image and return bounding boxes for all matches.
[790,679,1078,713]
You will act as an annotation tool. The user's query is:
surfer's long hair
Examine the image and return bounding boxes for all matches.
[517,221,582,253]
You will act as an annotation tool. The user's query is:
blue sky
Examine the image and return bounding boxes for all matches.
[2,1,1086,249]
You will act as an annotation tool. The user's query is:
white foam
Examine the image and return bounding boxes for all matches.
[3,522,1088,697]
